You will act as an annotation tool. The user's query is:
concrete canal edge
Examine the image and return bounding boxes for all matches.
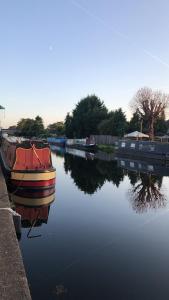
[0,167,31,300]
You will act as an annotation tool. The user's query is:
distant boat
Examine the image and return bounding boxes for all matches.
[47,137,67,147]
[116,139,169,160]
[0,134,56,189]
[66,137,96,151]
[65,147,95,159]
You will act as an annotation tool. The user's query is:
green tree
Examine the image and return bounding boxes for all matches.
[47,122,65,136]
[98,108,127,136]
[17,118,34,137]
[128,110,141,132]
[98,118,112,135]
[17,116,45,137]
[32,116,45,137]
[65,113,74,138]
[154,117,167,135]
[67,95,108,138]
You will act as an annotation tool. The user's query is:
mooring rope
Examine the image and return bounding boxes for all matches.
[30,141,44,167]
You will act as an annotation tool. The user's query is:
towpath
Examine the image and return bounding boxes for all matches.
[0,166,31,299]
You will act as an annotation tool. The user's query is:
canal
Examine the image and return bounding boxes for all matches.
[13,149,169,299]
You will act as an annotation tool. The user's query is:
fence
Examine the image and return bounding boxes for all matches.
[90,135,119,145]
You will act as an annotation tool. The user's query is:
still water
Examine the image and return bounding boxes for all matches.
[14,149,169,299]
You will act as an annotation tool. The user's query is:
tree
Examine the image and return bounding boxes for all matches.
[32,116,45,137]
[17,118,35,137]
[98,108,127,136]
[16,116,45,137]
[65,113,74,138]
[131,87,169,139]
[66,95,108,138]
[98,118,112,135]
[154,117,167,135]
[47,122,65,136]
[128,109,141,133]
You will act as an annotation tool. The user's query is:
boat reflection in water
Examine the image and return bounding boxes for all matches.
[50,144,65,157]
[51,144,95,160]
[10,187,55,239]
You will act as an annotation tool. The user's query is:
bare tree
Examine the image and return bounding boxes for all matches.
[131,87,169,139]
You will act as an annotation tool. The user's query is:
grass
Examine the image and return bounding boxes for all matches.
[97,144,115,153]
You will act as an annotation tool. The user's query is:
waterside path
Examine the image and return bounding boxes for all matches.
[0,166,31,300]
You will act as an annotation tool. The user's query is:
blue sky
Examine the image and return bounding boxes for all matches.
[1,0,169,127]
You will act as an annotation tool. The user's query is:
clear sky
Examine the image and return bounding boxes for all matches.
[1,0,169,127]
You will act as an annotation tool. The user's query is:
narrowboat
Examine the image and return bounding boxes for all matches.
[115,140,169,160]
[47,137,67,147]
[65,147,95,160]
[66,137,97,151]
[0,134,56,189]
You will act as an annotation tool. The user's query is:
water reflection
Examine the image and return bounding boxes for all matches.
[64,154,125,194]
[64,154,105,194]
[10,188,55,238]
[116,157,167,213]
[50,145,65,157]
[18,150,169,299]
[60,148,168,213]
[128,173,166,213]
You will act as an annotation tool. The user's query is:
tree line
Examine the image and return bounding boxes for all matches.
[13,116,65,138]
[11,87,169,139]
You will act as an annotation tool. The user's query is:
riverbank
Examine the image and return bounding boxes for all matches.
[0,166,31,300]
[97,144,115,153]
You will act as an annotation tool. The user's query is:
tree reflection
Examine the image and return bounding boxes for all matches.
[64,153,167,211]
[64,154,124,194]
[64,154,105,194]
[128,172,166,213]
[96,160,124,187]
[127,171,140,186]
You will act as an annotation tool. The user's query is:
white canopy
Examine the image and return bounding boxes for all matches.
[124,131,149,138]
[160,135,169,139]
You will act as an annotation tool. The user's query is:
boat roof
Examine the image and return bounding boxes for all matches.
[2,134,28,143]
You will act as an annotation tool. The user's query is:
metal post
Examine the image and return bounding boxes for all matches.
[140,119,143,140]
[0,105,5,131]
[140,119,143,133]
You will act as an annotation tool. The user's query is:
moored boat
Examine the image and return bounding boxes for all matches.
[0,134,56,189]
[47,137,67,147]
[115,139,169,160]
[66,137,97,151]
